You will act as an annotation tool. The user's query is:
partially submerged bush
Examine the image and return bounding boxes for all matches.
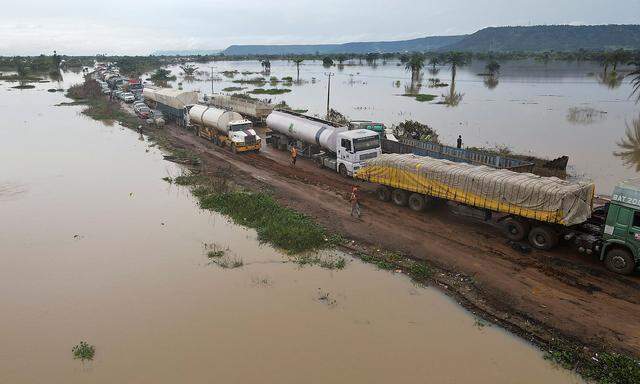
[72,341,95,361]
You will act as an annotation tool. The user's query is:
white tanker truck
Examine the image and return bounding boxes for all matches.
[188,104,261,153]
[266,110,381,176]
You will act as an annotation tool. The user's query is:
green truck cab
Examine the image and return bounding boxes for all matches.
[599,179,640,274]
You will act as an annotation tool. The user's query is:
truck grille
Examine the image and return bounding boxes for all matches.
[359,152,378,161]
[244,135,256,145]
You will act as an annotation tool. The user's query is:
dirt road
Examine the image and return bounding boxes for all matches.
[164,125,640,357]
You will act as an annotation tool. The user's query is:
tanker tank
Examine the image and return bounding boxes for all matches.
[266,110,346,153]
[188,104,244,134]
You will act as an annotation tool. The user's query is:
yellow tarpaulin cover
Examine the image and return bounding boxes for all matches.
[355,154,595,226]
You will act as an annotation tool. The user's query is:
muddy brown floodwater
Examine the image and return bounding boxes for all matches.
[0,74,583,382]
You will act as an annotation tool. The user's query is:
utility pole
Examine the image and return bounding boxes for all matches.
[325,72,334,118]
[210,67,215,95]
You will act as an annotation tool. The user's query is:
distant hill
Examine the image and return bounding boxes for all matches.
[444,25,640,52]
[222,36,466,55]
[153,49,223,56]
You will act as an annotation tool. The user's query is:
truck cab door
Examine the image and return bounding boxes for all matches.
[627,210,640,252]
[340,139,352,160]
[607,204,632,240]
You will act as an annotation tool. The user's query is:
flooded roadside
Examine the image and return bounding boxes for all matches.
[166,59,639,193]
[0,75,584,382]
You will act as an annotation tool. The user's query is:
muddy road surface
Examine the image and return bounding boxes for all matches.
[166,124,640,357]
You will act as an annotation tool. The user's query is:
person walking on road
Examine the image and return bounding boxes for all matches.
[350,186,361,218]
[457,135,463,149]
[290,146,298,167]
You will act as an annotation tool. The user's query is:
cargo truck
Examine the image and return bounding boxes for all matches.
[266,110,381,176]
[188,104,261,153]
[355,153,640,275]
[142,88,198,126]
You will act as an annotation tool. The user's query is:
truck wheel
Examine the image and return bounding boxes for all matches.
[339,164,348,177]
[528,226,559,250]
[604,248,635,275]
[391,189,408,206]
[376,186,391,202]
[503,217,530,241]
[408,193,426,211]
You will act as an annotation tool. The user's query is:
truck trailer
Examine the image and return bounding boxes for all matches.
[355,153,640,275]
[266,110,381,176]
[205,94,273,123]
[188,104,261,153]
[142,88,198,126]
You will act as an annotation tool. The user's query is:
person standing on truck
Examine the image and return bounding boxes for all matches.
[350,186,361,218]
[457,135,463,149]
[290,147,298,167]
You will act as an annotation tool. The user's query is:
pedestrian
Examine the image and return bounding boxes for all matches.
[290,146,298,167]
[457,135,463,149]
[350,186,361,218]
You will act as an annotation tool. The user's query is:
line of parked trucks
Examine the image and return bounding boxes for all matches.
[93,62,640,275]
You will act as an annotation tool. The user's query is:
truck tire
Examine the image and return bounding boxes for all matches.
[392,189,408,206]
[339,164,348,177]
[528,225,559,250]
[604,248,635,275]
[376,186,391,202]
[503,217,530,241]
[408,193,426,211]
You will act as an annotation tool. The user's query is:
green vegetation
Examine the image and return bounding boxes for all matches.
[214,256,244,269]
[544,338,640,384]
[485,60,501,75]
[292,253,346,269]
[232,77,266,85]
[194,190,337,254]
[402,93,437,102]
[322,56,334,67]
[149,68,176,84]
[404,53,425,81]
[249,88,291,95]
[222,86,245,92]
[392,120,439,142]
[629,64,640,103]
[72,341,95,361]
[221,70,238,78]
[207,249,225,258]
[180,64,198,76]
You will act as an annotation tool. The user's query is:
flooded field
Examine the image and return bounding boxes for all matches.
[166,59,639,193]
[0,74,585,382]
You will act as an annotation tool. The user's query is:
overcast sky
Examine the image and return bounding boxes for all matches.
[1,0,639,55]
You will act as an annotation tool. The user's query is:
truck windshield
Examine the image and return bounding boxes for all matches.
[230,123,251,132]
[353,136,380,152]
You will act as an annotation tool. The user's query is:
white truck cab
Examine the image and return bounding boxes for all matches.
[335,129,381,176]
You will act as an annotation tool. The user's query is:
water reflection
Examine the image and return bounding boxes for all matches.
[596,71,624,89]
[483,75,499,90]
[614,115,640,171]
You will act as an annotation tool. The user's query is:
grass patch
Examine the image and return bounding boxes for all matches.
[215,256,244,269]
[162,176,173,184]
[232,77,266,85]
[249,88,292,95]
[222,86,245,92]
[193,188,338,254]
[544,338,640,384]
[293,253,346,269]
[12,84,35,89]
[207,249,225,258]
[402,93,437,102]
[72,341,95,361]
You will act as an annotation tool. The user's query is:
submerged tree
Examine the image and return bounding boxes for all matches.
[150,68,176,85]
[392,120,439,143]
[322,56,334,67]
[179,64,198,76]
[614,115,640,171]
[428,56,439,70]
[405,53,425,83]
[292,58,304,82]
[485,60,501,75]
[445,52,469,85]
[261,59,271,74]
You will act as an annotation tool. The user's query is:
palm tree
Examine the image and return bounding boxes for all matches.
[404,53,425,83]
[292,58,304,82]
[428,56,439,70]
[614,115,640,171]
[445,52,469,84]
[628,63,640,103]
[608,49,632,73]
